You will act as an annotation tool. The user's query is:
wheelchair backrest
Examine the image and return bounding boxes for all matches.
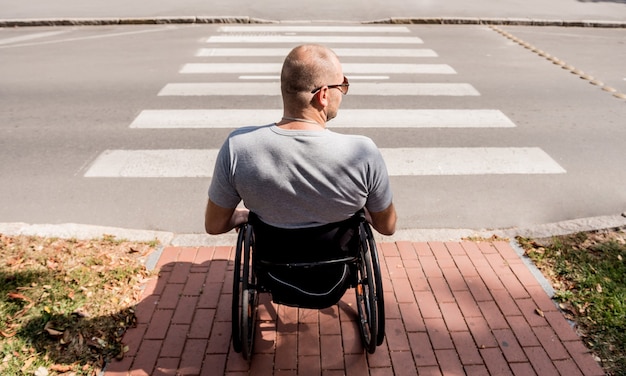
[248,211,365,265]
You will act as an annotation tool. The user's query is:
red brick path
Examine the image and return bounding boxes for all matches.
[104,241,605,376]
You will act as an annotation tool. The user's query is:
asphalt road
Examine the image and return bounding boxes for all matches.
[1,24,625,235]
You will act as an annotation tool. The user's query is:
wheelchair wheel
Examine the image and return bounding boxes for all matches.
[355,222,385,353]
[232,224,258,359]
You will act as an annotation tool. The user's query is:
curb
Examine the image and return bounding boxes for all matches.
[0,16,275,27]
[368,17,626,28]
[0,222,176,245]
[2,17,626,28]
[2,213,625,247]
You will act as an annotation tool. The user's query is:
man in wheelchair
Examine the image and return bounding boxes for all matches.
[204,44,397,357]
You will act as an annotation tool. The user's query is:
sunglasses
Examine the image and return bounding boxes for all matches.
[310,76,350,95]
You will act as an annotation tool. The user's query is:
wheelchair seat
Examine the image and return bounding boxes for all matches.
[249,211,363,309]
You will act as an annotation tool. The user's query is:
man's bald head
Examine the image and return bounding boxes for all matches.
[280,45,342,108]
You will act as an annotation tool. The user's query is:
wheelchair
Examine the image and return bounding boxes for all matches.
[231,210,385,360]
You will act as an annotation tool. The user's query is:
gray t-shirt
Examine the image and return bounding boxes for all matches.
[208,124,393,228]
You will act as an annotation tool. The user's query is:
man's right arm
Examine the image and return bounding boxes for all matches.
[367,203,397,236]
[204,199,249,235]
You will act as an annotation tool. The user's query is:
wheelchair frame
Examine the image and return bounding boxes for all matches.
[231,216,385,360]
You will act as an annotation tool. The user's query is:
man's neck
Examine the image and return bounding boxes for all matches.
[278,115,326,130]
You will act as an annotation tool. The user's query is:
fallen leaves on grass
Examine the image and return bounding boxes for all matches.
[0,233,157,375]
[518,226,626,376]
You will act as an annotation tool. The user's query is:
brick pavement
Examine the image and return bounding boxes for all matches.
[103,241,606,376]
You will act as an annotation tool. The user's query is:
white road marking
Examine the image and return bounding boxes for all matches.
[84,148,565,178]
[345,64,454,74]
[326,75,391,80]
[129,109,515,129]
[180,63,456,75]
[206,35,423,44]
[0,30,71,45]
[382,148,566,175]
[237,75,391,80]
[216,26,411,33]
[0,26,177,49]
[158,82,479,96]
[238,75,283,80]
[196,48,437,57]
[84,149,215,178]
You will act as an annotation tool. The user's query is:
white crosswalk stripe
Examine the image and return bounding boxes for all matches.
[180,63,456,75]
[237,75,392,80]
[84,148,565,178]
[129,109,516,129]
[196,48,438,58]
[158,82,480,96]
[84,25,567,178]
[206,35,424,44]
[216,26,412,33]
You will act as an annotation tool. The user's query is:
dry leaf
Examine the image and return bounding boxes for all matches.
[559,302,576,315]
[116,345,130,360]
[44,322,64,337]
[87,337,107,349]
[60,330,72,345]
[7,292,32,302]
[21,357,35,372]
[49,364,73,372]
[535,308,545,317]
[72,309,89,318]
[7,292,35,319]
[0,329,16,338]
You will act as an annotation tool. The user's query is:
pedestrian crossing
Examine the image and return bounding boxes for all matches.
[84,25,566,178]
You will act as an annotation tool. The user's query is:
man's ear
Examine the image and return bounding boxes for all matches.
[317,86,330,107]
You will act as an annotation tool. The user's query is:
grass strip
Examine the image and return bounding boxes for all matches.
[1,234,155,375]
[518,227,626,376]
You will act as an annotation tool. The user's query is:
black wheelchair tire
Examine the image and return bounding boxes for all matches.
[356,225,379,353]
[241,225,257,360]
[231,226,245,353]
[365,223,386,346]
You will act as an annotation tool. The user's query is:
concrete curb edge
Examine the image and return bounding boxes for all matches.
[2,17,626,28]
[2,213,625,247]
